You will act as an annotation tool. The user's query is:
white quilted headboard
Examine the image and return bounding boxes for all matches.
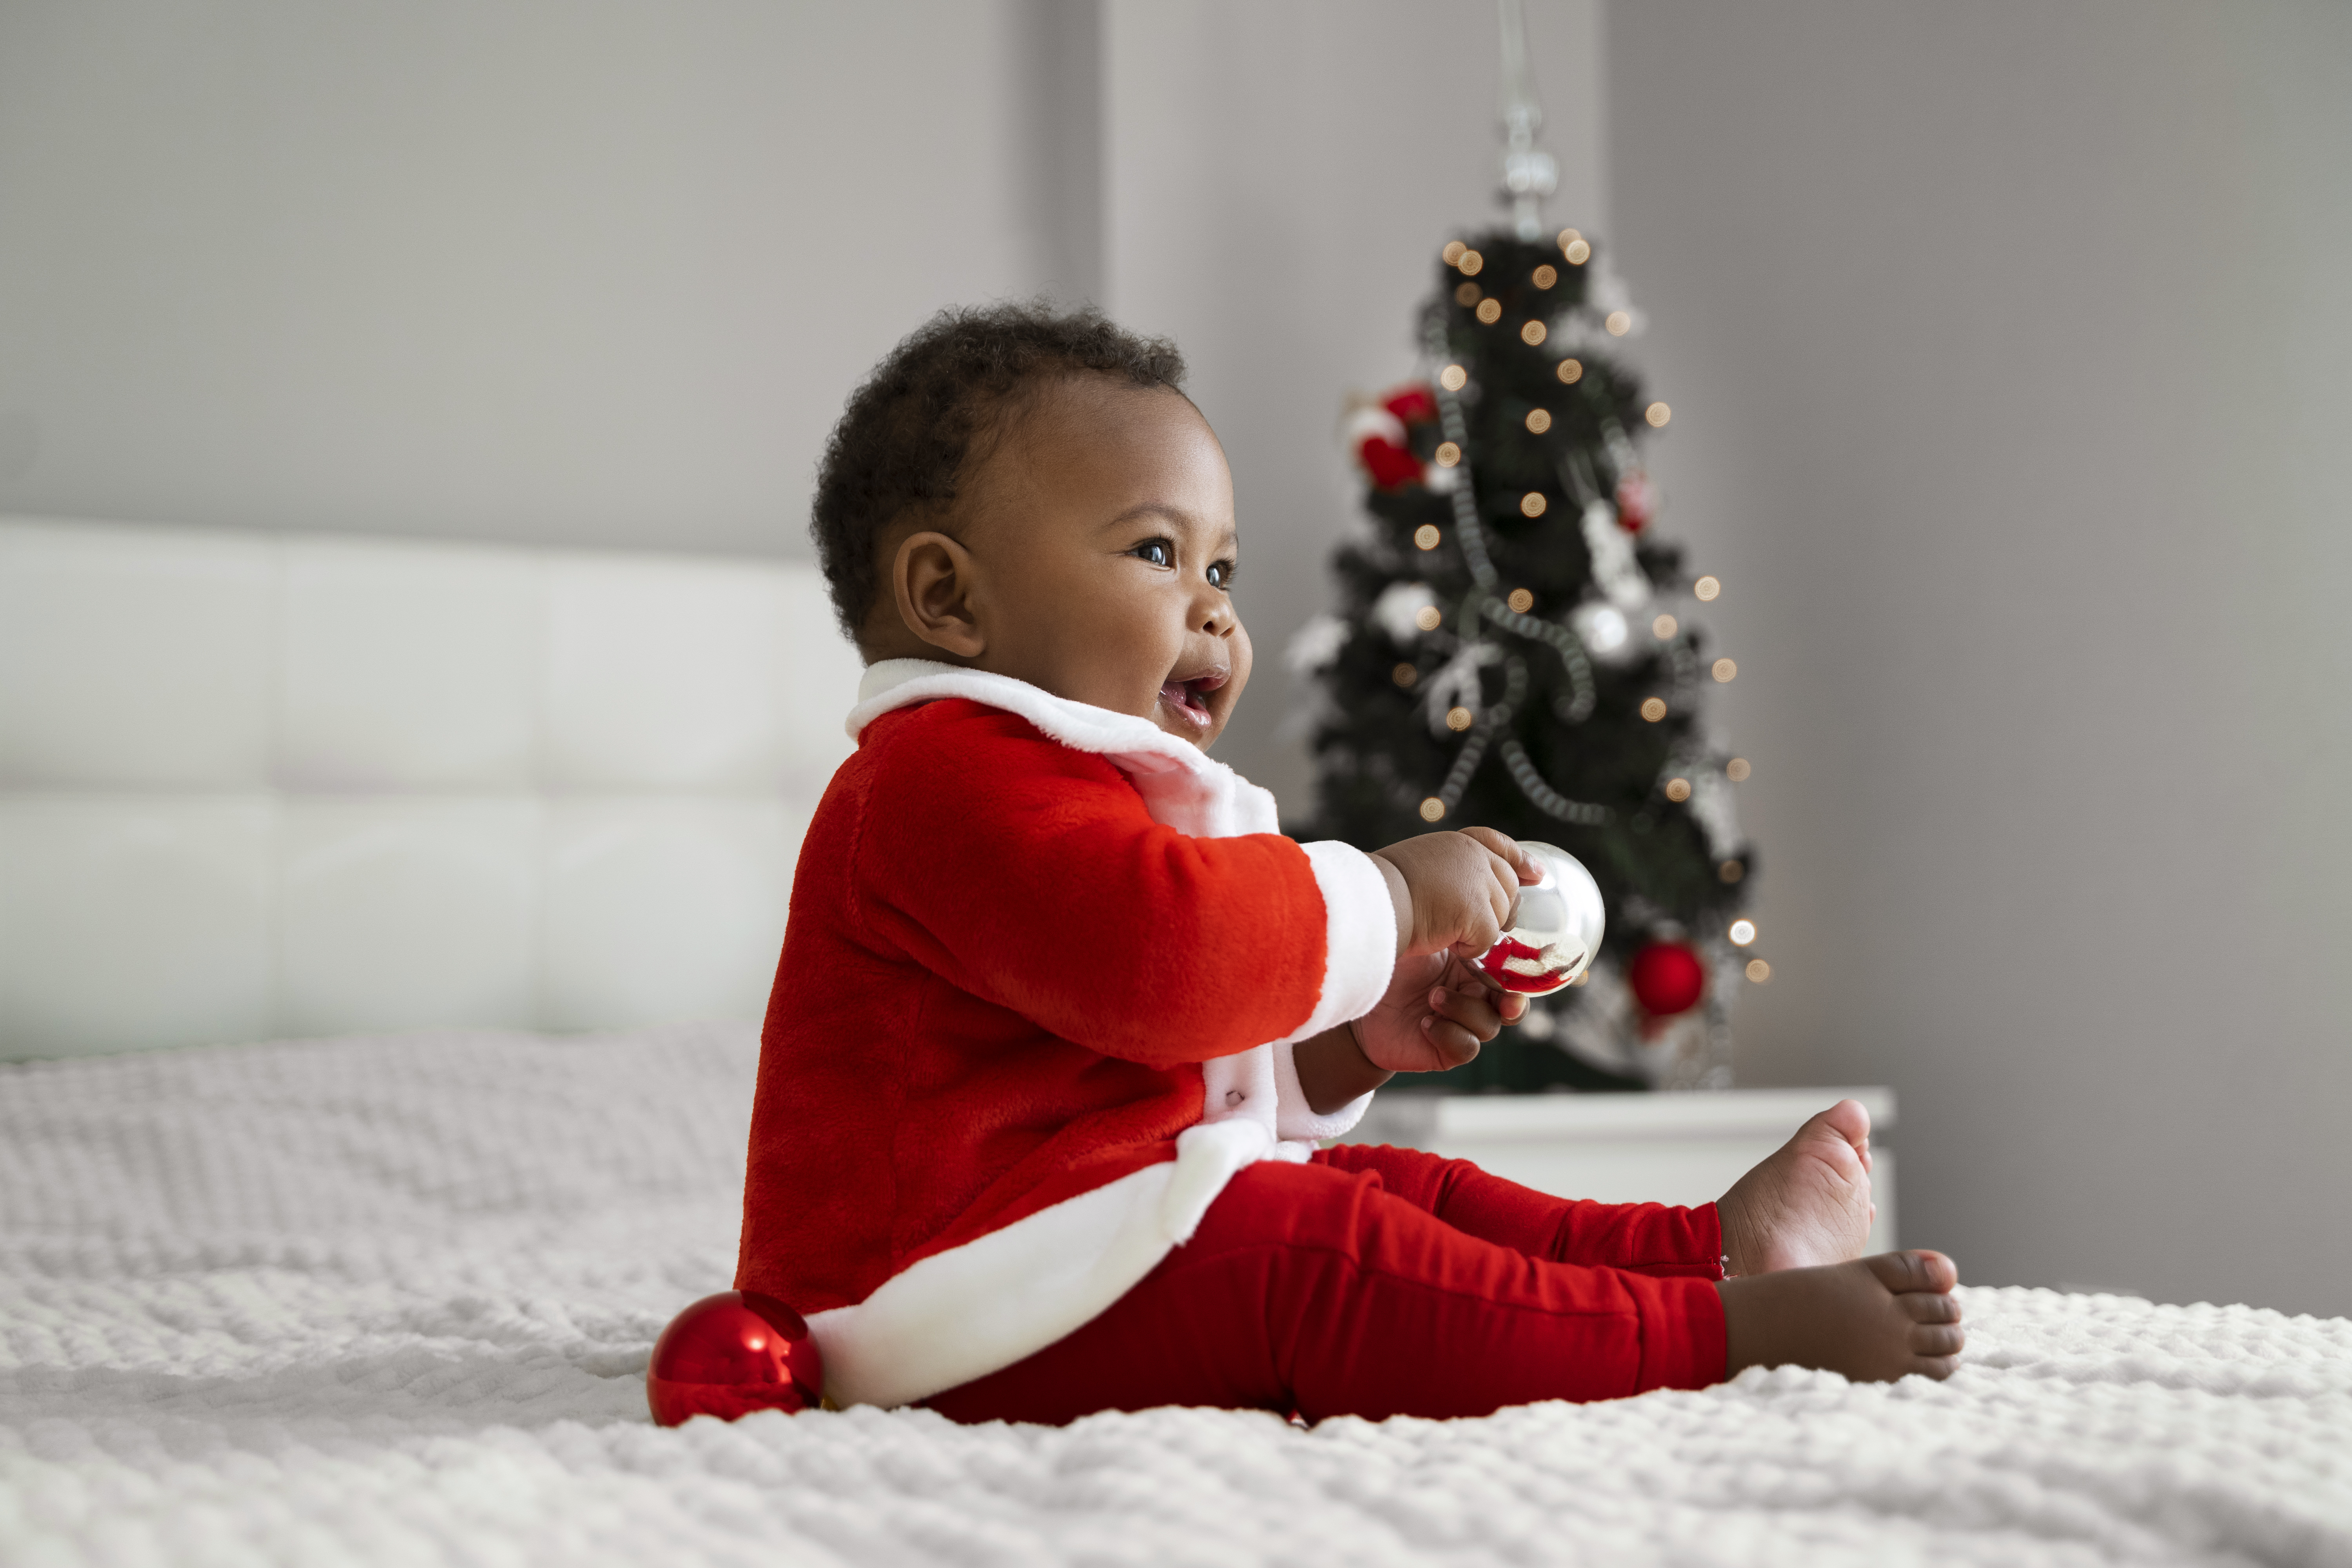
[0,516,864,1060]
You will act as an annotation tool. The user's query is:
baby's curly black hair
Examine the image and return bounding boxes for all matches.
[809,301,1188,644]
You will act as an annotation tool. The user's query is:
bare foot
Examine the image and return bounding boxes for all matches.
[1717,1250,1964,1382]
[1716,1098,1875,1275]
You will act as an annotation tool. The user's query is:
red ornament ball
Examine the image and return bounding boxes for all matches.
[1627,940,1706,1016]
[1381,383,1439,425]
[646,1291,824,1426]
[1356,435,1426,490]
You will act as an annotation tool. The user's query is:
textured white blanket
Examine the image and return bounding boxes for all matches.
[4,1025,2349,1566]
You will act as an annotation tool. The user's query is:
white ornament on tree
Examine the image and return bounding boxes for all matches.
[1580,498,1653,611]
[1570,601,1638,666]
[1687,768,1744,858]
[1285,612,1349,675]
[1370,580,1439,643]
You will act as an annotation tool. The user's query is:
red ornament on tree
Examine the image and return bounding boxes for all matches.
[1341,401,1428,492]
[1626,940,1706,1016]
[645,1290,824,1426]
[1356,435,1426,490]
[1381,383,1438,425]
[1614,470,1659,532]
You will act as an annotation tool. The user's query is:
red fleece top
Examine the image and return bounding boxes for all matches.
[737,698,1334,1314]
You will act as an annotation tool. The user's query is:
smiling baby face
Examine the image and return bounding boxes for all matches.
[864,373,1252,749]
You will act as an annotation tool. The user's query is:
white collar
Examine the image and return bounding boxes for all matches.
[845,658,1279,839]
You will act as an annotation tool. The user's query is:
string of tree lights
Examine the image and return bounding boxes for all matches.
[1294,223,1763,1093]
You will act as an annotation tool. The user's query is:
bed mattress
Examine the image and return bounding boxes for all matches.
[4,1024,2348,1566]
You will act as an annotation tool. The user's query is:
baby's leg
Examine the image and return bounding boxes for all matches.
[1318,1143,1719,1277]
[1716,1099,1876,1274]
[1719,1250,1964,1381]
[923,1158,1726,1426]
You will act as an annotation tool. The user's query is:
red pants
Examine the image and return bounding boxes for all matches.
[924,1143,1727,1425]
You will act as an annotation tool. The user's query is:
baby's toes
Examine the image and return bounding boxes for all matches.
[1908,1319,1965,1358]
[1866,1249,1958,1295]
[1900,1288,1962,1325]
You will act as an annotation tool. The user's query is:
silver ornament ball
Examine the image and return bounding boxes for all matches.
[1474,841,1606,996]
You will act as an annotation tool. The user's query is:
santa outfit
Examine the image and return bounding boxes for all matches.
[737,658,1726,1420]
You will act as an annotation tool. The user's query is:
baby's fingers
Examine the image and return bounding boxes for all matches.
[1460,834,1530,936]
[1448,866,1517,956]
[1458,826,1535,884]
[1418,1010,1485,1068]
[1439,956,1528,1025]
[1427,983,1508,1044]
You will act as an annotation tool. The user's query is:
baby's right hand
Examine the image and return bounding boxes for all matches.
[1369,828,1532,959]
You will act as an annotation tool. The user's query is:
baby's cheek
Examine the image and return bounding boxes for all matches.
[1226,621,1254,693]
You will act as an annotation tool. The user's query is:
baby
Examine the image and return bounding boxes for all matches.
[736,304,1962,1423]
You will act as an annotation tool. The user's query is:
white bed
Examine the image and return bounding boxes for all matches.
[5,1021,2351,1566]
[0,515,863,1059]
[6,519,2352,1564]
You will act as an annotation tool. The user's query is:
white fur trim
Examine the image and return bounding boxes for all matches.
[849,659,1280,839]
[1162,1116,1284,1240]
[808,1118,1283,1409]
[808,1161,1178,1409]
[1273,1036,1376,1144]
[1278,841,1398,1044]
[1341,404,1410,449]
[1263,840,1392,1140]
[822,659,1395,1404]
[1198,1040,1279,1134]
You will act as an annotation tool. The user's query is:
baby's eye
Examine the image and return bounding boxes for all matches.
[1207,559,1237,590]
[1129,538,1175,568]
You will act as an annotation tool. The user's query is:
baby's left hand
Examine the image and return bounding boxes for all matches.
[1350,951,1527,1074]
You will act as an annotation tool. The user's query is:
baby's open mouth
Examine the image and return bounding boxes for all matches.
[1158,672,1225,731]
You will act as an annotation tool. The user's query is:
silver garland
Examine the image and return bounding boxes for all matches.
[1420,307,1609,826]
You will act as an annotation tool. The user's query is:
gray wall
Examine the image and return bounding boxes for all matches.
[1608,0,2352,1314]
[0,0,1096,553]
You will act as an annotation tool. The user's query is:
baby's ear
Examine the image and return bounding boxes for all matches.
[893,530,986,659]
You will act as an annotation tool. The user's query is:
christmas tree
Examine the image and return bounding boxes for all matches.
[1295,223,1760,1093]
